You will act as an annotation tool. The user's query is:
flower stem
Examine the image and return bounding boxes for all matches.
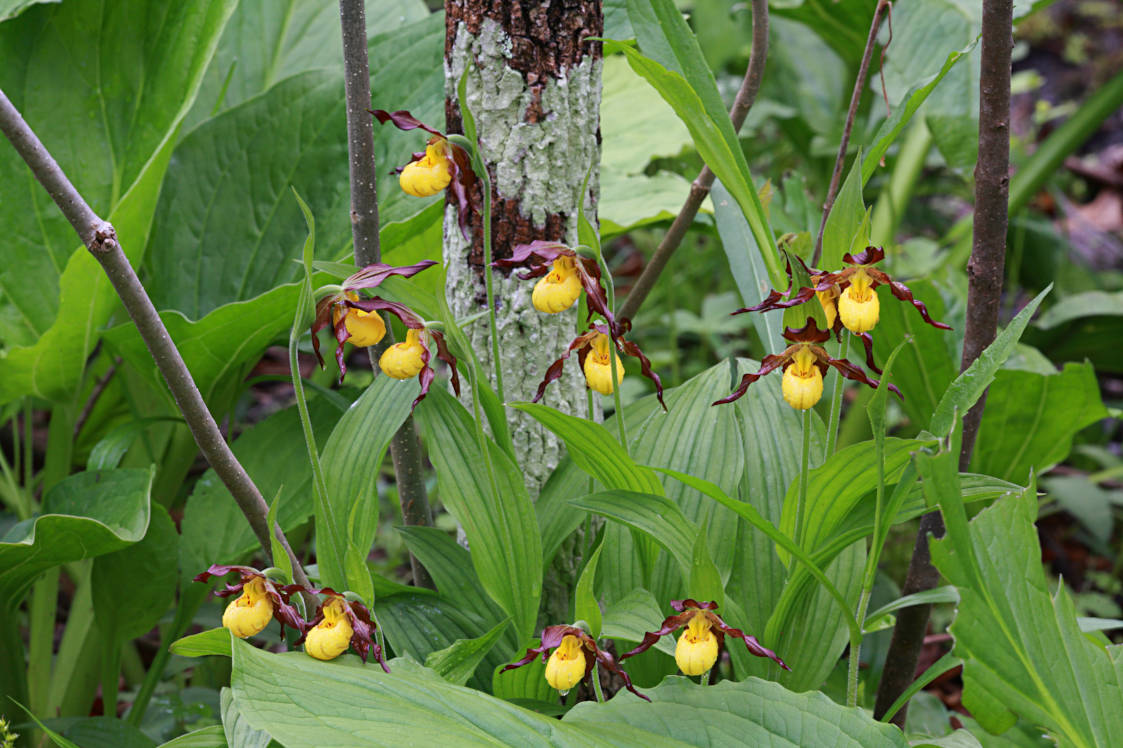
[477,158,505,404]
[608,344,628,453]
[592,663,607,703]
[795,409,811,546]
[825,331,849,458]
[846,587,872,707]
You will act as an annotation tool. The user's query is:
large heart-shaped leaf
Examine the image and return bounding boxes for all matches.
[0,0,235,404]
[0,468,153,606]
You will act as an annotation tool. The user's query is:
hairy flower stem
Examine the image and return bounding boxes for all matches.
[0,87,312,593]
[480,172,505,404]
[825,332,850,458]
[812,0,892,266]
[796,410,812,545]
[338,0,434,588]
[617,0,769,321]
[847,587,872,707]
[609,345,628,452]
[873,0,1014,724]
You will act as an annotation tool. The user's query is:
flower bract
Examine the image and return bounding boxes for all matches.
[621,599,788,675]
[503,624,648,700]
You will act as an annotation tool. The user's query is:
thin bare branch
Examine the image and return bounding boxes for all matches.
[338,0,434,589]
[617,0,769,321]
[0,87,312,591]
[873,0,1014,725]
[812,0,892,267]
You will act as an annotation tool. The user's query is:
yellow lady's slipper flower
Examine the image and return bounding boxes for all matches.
[622,599,788,675]
[399,138,453,197]
[544,634,587,692]
[504,624,649,700]
[380,328,426,380]
[582,333,626,395]
[675,614,720,676]
[221,576,274,639]
[735,247,949,338]
[713,318,897,409]
[532,256,583,313]
[194,565,306,640]
[837,267,879,333]
[332,292,387,348]
[304,597,354,661]
[372,109,475,240]
[780,345,825,410]
[311,261,436,381]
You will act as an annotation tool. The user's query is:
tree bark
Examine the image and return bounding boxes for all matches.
[443,0,603,496]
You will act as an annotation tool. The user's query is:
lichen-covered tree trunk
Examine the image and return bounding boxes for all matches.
[443,0,603,498]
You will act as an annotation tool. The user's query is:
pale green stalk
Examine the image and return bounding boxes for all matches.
[591,663,607,703]
[825,332,850,457]
[795,409,811,545]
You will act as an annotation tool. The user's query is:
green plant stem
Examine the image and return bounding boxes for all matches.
[796,409,811,545]
[27,571,59,718]
[608,345,628,452]
[848,422,885,708]
[127,588,207,726]
[591,664,607,703]
[846,588,872,708]
[825,332,850,457]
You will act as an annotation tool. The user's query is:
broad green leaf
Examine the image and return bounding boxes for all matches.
[930,479,1123,745]
[229,642,676,747]
[86,416,185,471]
[186,0,427,128]
[220,687,271,748]
[0,0,235,404]
[536,457,592,567]
[0,468,152,606]
[396,525,507,630]
[821,152,866,272]
[565,675,909,747]
[1027,290,1123,373]
[53,717,157,748]
[611,0,782,287]
[688,522,723,607]
[929,286,1050,438]
[0,0,54,23]
[92,504,178,642]
[862,44,974,185]
[144,72,350,318]
[414,388,542,642]
[864,586,960,631]
[713,181,783,355]
[156,726,228,748]
[170,628,232,658]
[574,539,605,639]
[425,618,511,687]
[179,398,342,582]
[103,285,302,414]
[599,55,698,235]
[514,403,664,495]
[970,363,1107,484]
[601,589,676,657]
[871,282,957,431]
[771,0,879,65]
[570,491,697,579]
[779,438,935,560]
[315,375,415,590]
[492,644,556,705]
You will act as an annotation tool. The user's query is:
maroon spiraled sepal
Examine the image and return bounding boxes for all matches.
[534,323,666,410]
